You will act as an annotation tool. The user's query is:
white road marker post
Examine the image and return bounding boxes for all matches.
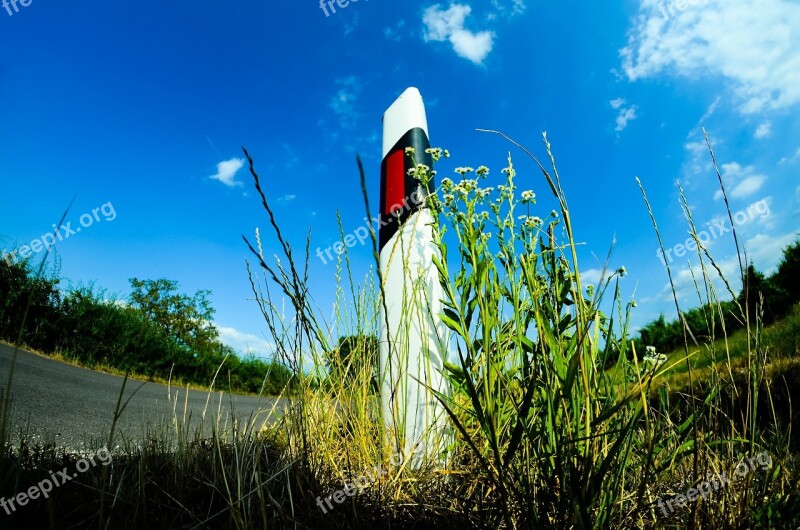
[379,87,450,469]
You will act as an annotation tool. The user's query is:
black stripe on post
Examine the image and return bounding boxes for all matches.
[379,128,434,252]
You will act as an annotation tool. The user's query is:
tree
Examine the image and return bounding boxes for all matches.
[738,263,781,323]
[128,278,219,358]
[773,238,800,314]
[638,314,683,353]
[325,334,380,391]
[0,258,62,351]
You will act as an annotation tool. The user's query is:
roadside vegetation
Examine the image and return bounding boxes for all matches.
[0,262,292,394]
[1,134,799,529]
[633,240,800,357]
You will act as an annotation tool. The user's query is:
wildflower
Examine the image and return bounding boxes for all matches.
[521,190,536,204]
[524,216,543,228]
[443,149,450,158]
[459,179,478,193]
[501,166,516,178]
[455,167,474,176]
[617,266,627,277]
[443,193,455,206]
[425,147,443,162]
[405,147,415,156]
[498,184,515,200]
[440,177,454,191]
[476,188,492,200]
[476,165,490,177]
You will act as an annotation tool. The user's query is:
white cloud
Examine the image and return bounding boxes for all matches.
[698,97,721,124]
[718,162,768,199]
[620,0,800,114]
[209,158,245,187]
[682,137,713,184]
[216,325,275,358]
[779,147,800,165]
[384,20,406,41]
[276,194,296,202]
[658,230,797,305]
[581,268,604,286]
[329,76,362,129]
[732,176,767,198]
[490,0,526,18]
[423,4,495,65]
[754,122,772,139]
[610,98,638,132]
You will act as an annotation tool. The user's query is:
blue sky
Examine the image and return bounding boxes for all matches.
[1,0,798,358]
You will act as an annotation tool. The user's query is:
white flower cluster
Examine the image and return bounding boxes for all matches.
[518,215,543,229]
[643,346,667,369]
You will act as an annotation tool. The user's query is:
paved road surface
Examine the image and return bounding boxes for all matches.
[0,343,285,451]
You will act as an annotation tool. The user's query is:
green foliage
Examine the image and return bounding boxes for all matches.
[0,260,290,395]
[637,237,800,354]
[738,263,783,323]
[129,278,219,354]
[0,258,62,352]
[774,238,800,314]
[57,286,195,375]
[324,334,379,391]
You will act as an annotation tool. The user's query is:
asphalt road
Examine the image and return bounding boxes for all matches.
[0,343,285,451]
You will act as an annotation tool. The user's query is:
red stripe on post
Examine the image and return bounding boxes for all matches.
[383,149,406,215]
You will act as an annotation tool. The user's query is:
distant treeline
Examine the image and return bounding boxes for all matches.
[635,237,800,355]
[0,259,293,395]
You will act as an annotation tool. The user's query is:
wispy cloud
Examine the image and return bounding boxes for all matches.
[581,268,604,286]
[779,147,800,165]
[621,0,800,115]
[216,325,275,358]
[384,20,406,41]
[423,4,495,65]
[658,229,797,305]
[712,162,768,200]
[611,97,638,133]
[487,0,526,20]
[209,158,245,187]
[329,75,362,129]
[754,122,772,139]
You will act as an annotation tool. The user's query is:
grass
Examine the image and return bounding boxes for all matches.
[1,133,799,529]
